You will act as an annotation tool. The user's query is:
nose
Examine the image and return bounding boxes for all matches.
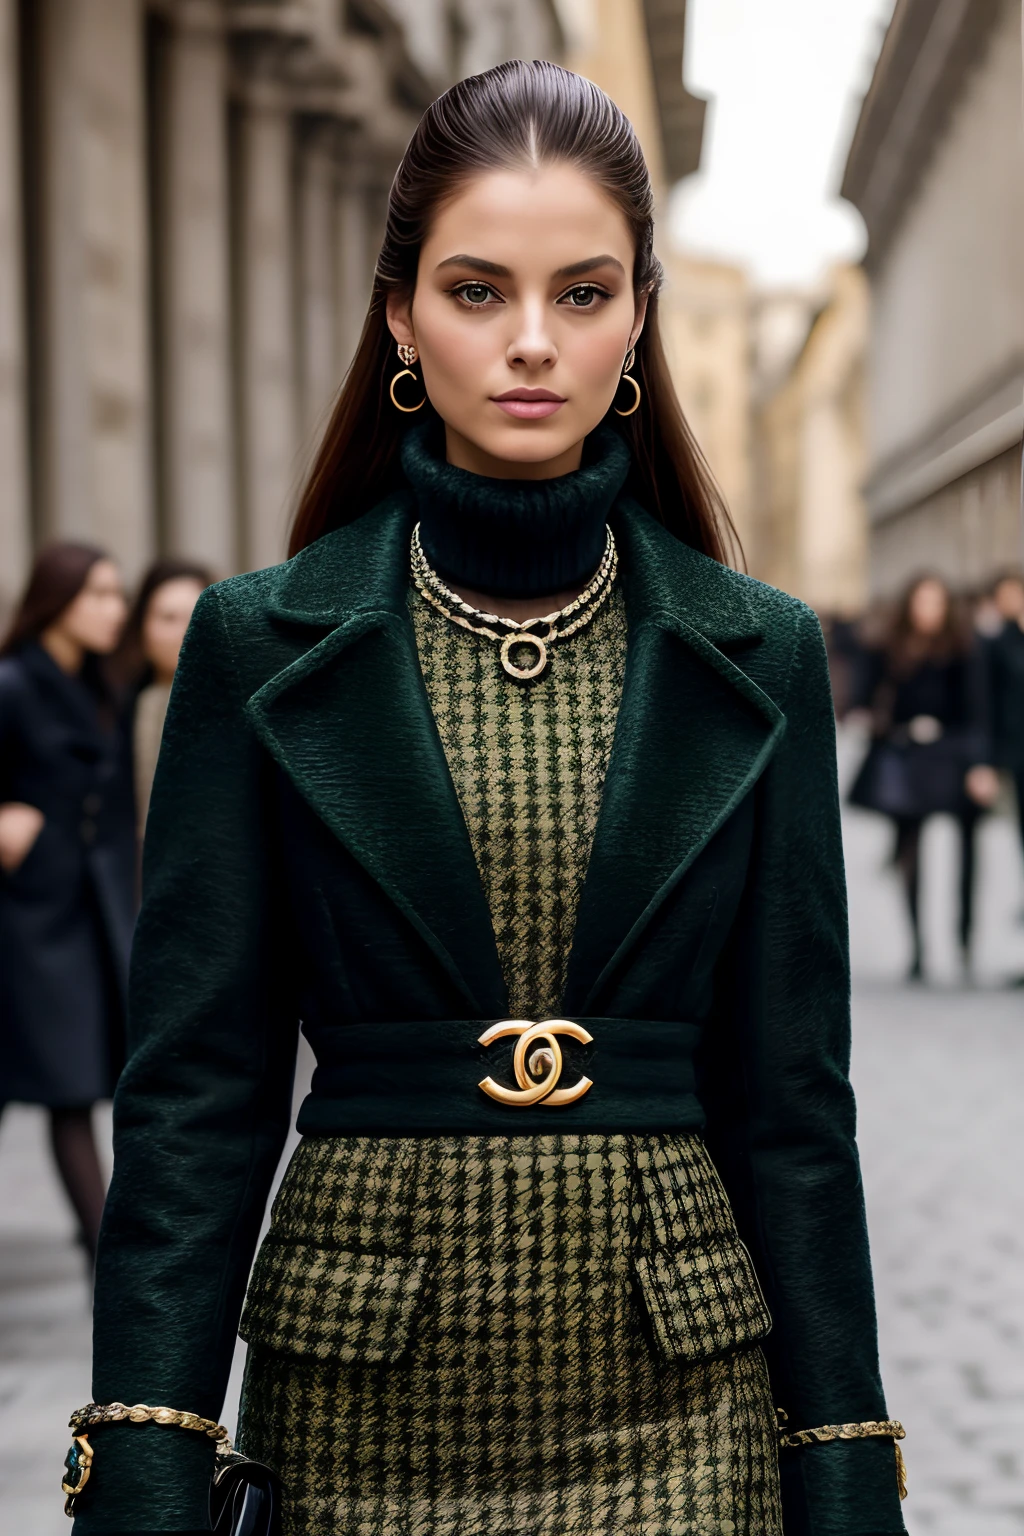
[506,296,557,372]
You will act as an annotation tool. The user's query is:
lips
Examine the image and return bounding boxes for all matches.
[491,388,566,420]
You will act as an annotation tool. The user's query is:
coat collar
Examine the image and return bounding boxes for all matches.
[246,496,785,1016]
[258,490,768,644]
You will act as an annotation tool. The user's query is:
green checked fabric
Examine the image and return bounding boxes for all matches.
[237,1134,781,1536]
[241,1245,428,1364]
[410,582,628,1020]
[234,586,782,1535]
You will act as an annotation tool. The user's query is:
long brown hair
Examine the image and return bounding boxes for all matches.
[112,557,214,691]
[885,573,972,674]
[0,542,108,658]
[289,59,738,565]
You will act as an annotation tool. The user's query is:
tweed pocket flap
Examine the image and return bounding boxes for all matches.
[239,1243,428,1364]
[633,1240,772,1363]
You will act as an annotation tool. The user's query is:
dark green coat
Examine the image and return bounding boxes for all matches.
[82,497,906,1536]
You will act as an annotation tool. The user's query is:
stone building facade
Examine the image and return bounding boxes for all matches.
[841,0,1023,597]
[0,0,564,614]
[752,266,870,616]
[660,255,753,559]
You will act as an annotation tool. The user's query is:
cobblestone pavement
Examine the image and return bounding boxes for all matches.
[1,728,1023,1534]
[843,774,1024,1536]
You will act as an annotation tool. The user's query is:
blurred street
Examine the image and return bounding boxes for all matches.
[843,737,1024,1536]
[0,727,1021,1535]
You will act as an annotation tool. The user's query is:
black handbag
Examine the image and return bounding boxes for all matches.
[210,1451,283,1536]
[850,735,970,819]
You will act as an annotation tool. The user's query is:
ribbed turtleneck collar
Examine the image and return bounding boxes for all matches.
[400,421,631,599]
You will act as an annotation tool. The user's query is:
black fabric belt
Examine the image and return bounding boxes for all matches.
[297,1017,705,1136]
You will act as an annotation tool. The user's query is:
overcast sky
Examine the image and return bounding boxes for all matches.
[669,0,897,288]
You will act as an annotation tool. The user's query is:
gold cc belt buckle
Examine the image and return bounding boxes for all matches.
[477,1019,594,1107]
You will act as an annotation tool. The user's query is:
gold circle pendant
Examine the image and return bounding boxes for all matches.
[499,631,548,681]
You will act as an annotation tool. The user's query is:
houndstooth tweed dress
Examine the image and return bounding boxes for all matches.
[235,588,783,1536]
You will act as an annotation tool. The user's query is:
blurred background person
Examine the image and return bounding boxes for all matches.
[0,544,132,1264]
[849,573,999,981]
[984,570,1024,898]
[821,610,872,722]
[971,580,1006,641]
[115,560,212,837]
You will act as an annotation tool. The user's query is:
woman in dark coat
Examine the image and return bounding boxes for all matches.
[850,574,997,979]
[0,543,133,1260]
[984,572,1024,870]
[71,63,906,1536]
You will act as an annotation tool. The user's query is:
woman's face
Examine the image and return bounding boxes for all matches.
[994,577,1024,622]
[387,162,647,479]
[142,577,205,683]
[908,578,949,636]
[57,559,127,655]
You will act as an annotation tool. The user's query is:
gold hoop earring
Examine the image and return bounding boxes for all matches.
[614,348,641,417]
[390,342,425,412]
[390,369,425,412]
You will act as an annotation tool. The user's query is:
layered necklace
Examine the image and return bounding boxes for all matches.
[410,521,618,682]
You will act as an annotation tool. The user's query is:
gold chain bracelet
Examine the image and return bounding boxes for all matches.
[69,1399,231,1441]
[62,1402,231,1517]
[777,1414,907,1500]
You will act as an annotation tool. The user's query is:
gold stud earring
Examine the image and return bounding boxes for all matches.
[614,347,641,417]
[390,343,425,413]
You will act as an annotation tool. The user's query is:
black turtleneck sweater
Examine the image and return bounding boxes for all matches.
[400,420,631,599]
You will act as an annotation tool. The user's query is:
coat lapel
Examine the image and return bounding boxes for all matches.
[562,505,787,1013]
[19,641,109,757]
[245,496,789,1021]
[245,502,508,1017]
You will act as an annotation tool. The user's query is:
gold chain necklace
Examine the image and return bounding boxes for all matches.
[410,522,618,682]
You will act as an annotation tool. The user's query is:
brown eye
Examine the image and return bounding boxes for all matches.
[566,286,599,307]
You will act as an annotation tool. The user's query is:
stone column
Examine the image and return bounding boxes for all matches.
[36,0,154,577]
[235,65,298,571]
[159,0,236,574]
[0,0,30,615]
[297,121,339,442]
[335,166,372,378]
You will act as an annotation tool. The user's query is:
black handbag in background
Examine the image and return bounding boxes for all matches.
[849,734,971,819]
[210,1452,283,1536]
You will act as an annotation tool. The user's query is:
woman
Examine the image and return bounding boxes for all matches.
[983,571,1024,880]
[116,560,212,835]
[74,63,906,1536]
[0,544,132,1262]
[850,574,997,980]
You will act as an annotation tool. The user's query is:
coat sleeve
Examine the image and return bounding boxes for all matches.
[76,586,299,1534]
[0,660,26,802]
[699,607,907,1536]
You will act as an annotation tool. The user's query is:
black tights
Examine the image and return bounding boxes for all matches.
[48,1105,106,1261]
[894,811,980,973]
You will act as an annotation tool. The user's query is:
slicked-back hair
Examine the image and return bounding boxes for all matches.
[289,60,738,566]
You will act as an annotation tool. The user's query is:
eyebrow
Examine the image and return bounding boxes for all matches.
[554,255,626,279]
[434,253,626,280]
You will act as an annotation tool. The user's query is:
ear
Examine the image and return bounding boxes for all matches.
[386,291,416,349]
[628,288,650,352]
